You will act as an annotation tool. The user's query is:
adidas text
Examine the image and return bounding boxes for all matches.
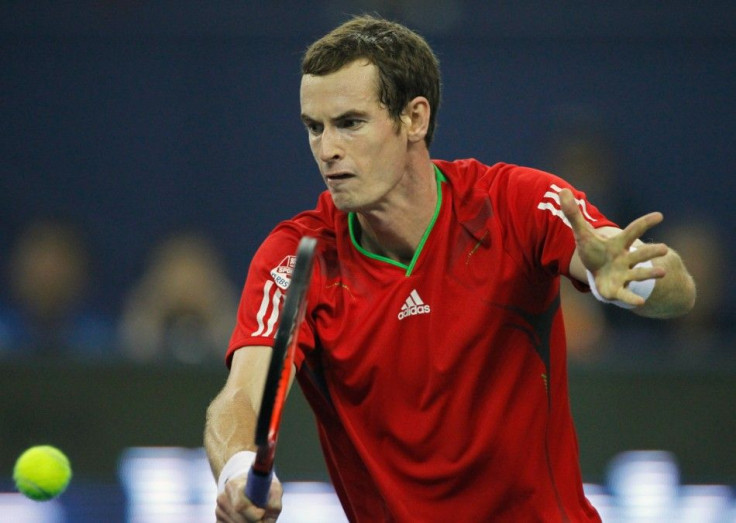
[398,289,431,320]
[398,304,431,320]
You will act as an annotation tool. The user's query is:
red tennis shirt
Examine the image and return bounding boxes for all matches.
[228,158,613,522]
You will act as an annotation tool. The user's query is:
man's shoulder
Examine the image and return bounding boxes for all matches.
[292,190,340,230]
[433,158,538,198]
[434,158,548,182]
[263,191,340,253]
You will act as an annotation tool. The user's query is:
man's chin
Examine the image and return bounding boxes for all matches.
[328,192,358,212]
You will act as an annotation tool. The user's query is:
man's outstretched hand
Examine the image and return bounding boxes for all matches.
[558,188,667,307]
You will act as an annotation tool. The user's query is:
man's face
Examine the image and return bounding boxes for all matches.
[300,60,409,212]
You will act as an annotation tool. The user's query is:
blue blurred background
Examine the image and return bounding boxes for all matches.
[1,2,735,521]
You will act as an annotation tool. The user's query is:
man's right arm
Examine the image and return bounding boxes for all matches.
[205,346,292,522]
[206,347,288,522]
[205,346,271,478]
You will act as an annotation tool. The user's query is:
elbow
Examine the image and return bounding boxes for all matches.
[681,275,697,315]
[656,274,697,319]
[670,250,698,317]
[637,273,697,320]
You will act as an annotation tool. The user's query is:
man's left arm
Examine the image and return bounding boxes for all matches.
[561,189,696,319]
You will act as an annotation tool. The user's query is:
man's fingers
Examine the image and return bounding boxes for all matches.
[558,188,589,236]
[216,491,252,522]
[215,480,269,523]
[615,288,647,307]
[630,242,668,266]
[630,263,666,282]
[621,211,664,248]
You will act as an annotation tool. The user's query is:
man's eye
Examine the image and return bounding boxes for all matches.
[341,119,361,128]
[306,122,323,134]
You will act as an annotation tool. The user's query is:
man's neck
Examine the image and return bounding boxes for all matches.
[354,161,438,264]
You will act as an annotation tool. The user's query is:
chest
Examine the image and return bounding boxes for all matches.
[309,214,556,400]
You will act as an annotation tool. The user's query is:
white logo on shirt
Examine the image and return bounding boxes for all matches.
[398,289,431,320]
[252,255,295,337]
[270,255,296,290]
[536,183,597,229]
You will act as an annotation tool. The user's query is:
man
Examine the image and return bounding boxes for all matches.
[205,15,696,522]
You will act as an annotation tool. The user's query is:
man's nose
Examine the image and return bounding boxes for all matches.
[318,126,343,162]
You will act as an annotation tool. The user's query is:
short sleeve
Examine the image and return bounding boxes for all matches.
[493,165,618,280]
[226,227,313,368]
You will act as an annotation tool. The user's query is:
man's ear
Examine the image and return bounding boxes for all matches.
[402,96,430,143]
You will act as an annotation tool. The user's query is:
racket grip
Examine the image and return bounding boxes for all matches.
[245,466,273,507]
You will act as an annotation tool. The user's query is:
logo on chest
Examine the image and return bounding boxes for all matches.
[398,289,431,320]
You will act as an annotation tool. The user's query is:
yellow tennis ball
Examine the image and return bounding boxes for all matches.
[13,445,72,501]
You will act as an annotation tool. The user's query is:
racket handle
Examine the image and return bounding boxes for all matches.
[245,466,273,507]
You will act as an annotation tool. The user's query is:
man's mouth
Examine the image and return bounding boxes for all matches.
[325,172,353,181]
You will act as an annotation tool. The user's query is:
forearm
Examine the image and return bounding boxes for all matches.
[204,347,271,479]
[204,388,259,479]
[634,247,696,319]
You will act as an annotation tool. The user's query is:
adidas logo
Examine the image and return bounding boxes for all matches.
[398,289,431,320]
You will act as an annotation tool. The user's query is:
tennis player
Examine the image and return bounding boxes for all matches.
[205,15,696,522]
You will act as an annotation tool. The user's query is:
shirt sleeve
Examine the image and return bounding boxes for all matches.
[225,227,317,368]
[495,165,618,281]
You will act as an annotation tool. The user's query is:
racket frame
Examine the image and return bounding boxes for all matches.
[245,236,317,506]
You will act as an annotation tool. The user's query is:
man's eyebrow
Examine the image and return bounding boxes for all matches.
[300,110,368,124]
[333,110,368,121]
[300,113,316,124]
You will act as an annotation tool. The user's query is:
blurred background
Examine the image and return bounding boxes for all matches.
[1,1,735,521]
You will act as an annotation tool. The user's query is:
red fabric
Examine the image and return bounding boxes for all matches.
[228,159,613,521]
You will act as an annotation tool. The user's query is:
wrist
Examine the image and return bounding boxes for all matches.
[217,450,256,494]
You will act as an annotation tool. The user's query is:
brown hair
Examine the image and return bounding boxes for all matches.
[302,15,441,146]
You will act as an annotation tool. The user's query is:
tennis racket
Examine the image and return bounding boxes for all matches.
[245,235,317,507]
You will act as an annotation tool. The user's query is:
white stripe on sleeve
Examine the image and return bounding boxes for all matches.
[263,288,283,337]
[251,280,274,337]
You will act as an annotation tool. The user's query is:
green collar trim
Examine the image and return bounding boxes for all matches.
[349,164,445,275]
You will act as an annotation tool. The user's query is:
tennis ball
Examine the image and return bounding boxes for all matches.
[13,445,72,501]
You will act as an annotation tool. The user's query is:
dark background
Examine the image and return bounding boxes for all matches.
[3,2,735,312]
[1,1,735,519]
